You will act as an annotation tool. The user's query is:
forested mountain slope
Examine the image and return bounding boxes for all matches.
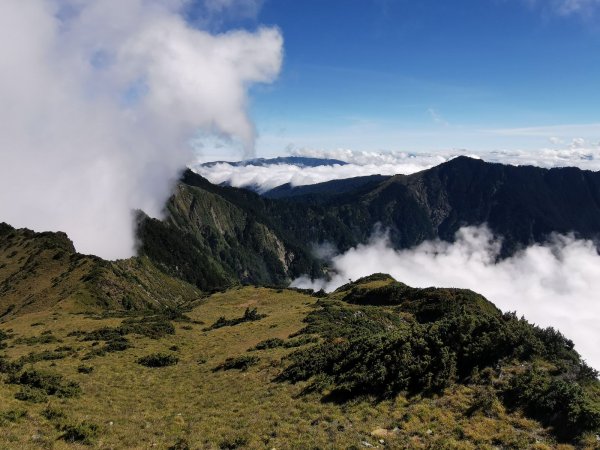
[140,157,600,291]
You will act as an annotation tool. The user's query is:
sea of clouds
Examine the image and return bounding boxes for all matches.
[193,142,600,192]
[292,225,600,372]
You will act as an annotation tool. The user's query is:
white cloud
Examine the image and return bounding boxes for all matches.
[193,144,600,192]
[292,226,600,371]
[427,108,449,127]
[0,0,282,259]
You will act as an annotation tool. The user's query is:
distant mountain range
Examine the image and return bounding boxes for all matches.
[135,156,600,292]
[200,156,347,168]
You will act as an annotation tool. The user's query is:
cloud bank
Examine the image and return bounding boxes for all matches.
[292,226,600,371]
[194,143,600,192]
[0,0,282,259]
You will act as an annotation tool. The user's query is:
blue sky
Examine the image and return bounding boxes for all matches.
[208,0,600,156]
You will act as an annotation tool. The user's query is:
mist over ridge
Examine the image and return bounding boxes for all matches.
[0,0,282,259]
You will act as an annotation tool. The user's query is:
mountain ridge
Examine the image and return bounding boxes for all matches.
[135,157,600,291]
[0,223,201,319]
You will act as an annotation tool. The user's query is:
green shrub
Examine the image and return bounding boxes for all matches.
[14,386,48,403]
[251,338,285,351]
[20,350,69,364]
[41,406,67,422]
[77,365,94,374]
[9,369,81,398]
[503,368,600,440]
[467,386,499,417]
[219,435,249,449]
[73,316,175,360]
[204,308,266,331]
[0,355,23,374]
[120,317,175,339]
[137,353,179,368]
[168,438,190,450]
[0,329,11,342]
[59,422,99,445]
[0,409,27,424]
[214,355,259,372]
[14,333,60,345]
[251,336,318,351]
[278,286,600,440]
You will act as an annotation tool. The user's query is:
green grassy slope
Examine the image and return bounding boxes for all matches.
[0,223,202,319]
[0,272,597,449]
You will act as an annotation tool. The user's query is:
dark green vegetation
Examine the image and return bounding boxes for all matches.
[213,355,259,372]
[139,157,600,292]
[9,369,81,400]
[262,157,600,257]
[203,307,266,331]
[249,335,318,351]
[279,274,600,442]
[136,173,323,291]
[137,352,179,368]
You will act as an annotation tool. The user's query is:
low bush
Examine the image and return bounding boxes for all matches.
[219,436,249,449]
[77,365,94,374]
[214,355,259,372]
[41,406,67,422]
[0,355,23,374]
[250,335,319,352]
[59,421,99,445]
[73,316,175,360]
[278,284,600,441]
[14,386,48,403]
[168,438,190,450]
[204,308,266,331]
[20,350,70,364]
[14,333,60,346]
[0,409,27,424]
[9,369,81,398]
[251,338,284,351]
[503,368,600,440]
[137,353,179,368]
